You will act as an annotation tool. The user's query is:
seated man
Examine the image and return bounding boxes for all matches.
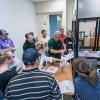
[0,51,17,94]
[5,48,62,100]
[73,58,100,100]
[48,31,65,59]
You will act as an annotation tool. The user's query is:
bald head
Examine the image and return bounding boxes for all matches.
[54,31,60,42]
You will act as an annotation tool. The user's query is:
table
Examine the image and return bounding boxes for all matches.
[48,62,73,81]
[47,61,74,95]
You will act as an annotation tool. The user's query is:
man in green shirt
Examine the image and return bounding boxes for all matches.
[48,32,65,59]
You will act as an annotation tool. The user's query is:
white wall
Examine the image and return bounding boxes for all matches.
[66,0,74,30]
[0,0,37,61]
[34,0,66,36]
[37,14,50,37]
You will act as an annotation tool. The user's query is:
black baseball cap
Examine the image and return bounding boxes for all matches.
[22,48,39,65]
[0,29,8,35]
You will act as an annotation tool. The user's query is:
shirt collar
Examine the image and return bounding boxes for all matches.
[53,38,60,43]
[22,67,38,72]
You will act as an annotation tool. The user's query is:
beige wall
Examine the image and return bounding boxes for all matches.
[66,0,74,30]
[37,14,50,37]
[34,0,66,37]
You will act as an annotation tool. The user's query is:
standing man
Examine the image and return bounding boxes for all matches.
[64,30,74,50]
[23,32,36,51]
[48,31,65,59]
[5,48,62,100]
[38,29,49,48]
[59,28,66,49]
[0,29,15,51]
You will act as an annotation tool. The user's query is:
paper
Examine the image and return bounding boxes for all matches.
[60,58,69,67]
[45,66,58,74]
[39,55,53,70]
[60,55,67,67]
[58,80,75,94]
[97,51,100,56]
[65,51,74,61]
[41,55,53,63]
[60,52,74,67]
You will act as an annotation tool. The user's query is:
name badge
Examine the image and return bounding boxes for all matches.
[68,42,72,44]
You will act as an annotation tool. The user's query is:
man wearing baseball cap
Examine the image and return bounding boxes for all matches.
[5,48,62,100]
[0,29,15,51]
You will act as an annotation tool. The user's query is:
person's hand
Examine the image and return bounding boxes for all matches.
[4,48,12,52]
[4,47,15,52]
[8,47,15,51]
[60,49,65,54]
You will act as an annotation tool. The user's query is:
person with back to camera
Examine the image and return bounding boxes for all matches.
[5,48,62,100]
[73,58,100,100]
[0,51,17,98]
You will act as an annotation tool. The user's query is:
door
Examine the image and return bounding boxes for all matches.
[49,15,57,38]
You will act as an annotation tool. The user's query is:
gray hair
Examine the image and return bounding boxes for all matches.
[54,31,60,36]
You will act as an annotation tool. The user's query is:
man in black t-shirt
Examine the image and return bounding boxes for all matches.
[23,32,36,51]
[64,37,73,49]
[64,30,74,50]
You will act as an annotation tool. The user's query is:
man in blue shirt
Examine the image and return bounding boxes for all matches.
[0,29,15,51]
